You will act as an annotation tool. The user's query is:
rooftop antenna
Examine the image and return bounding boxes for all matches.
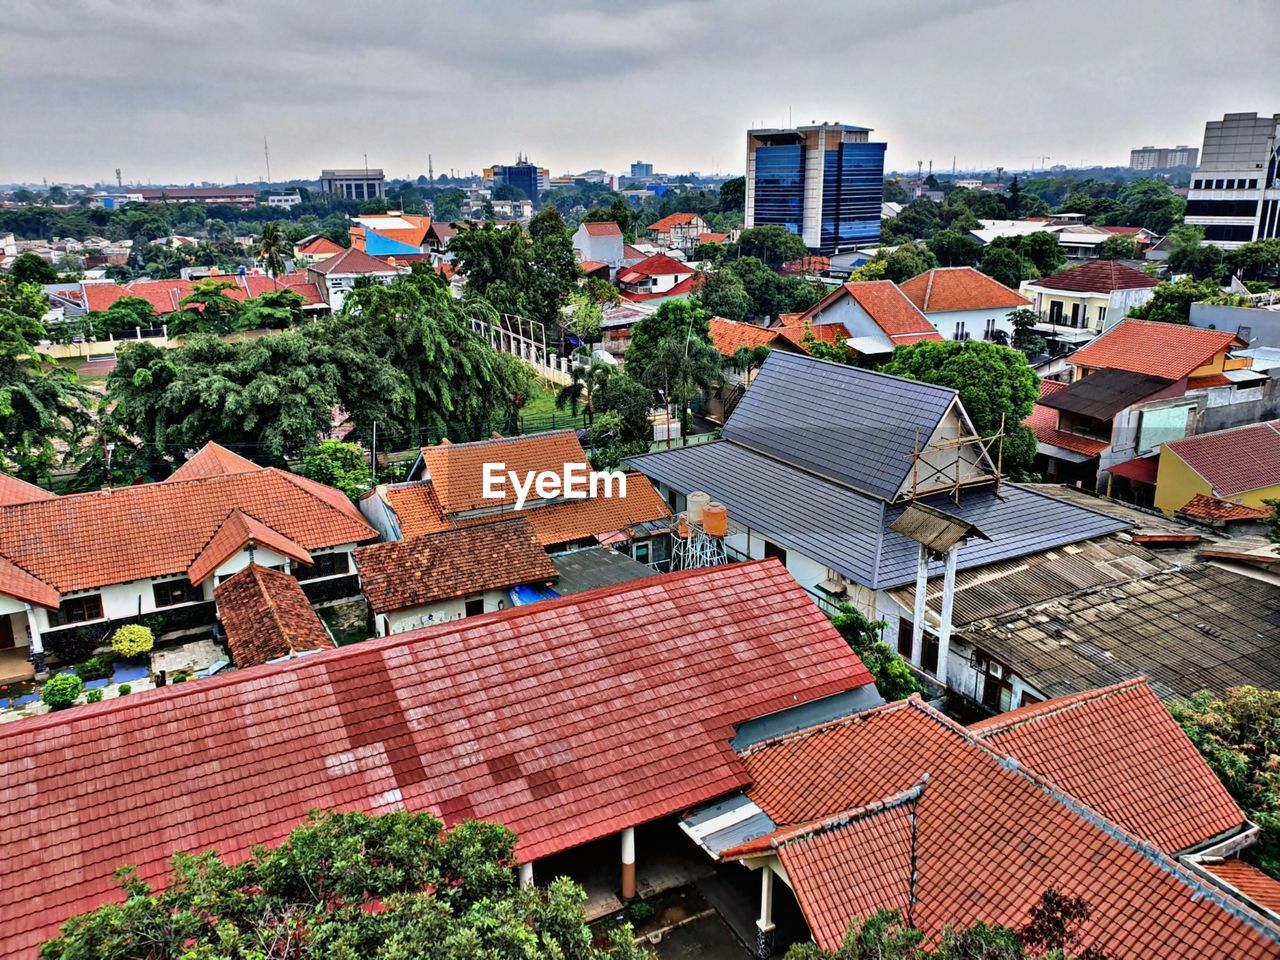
[917,160,923,180]
[263,137,271,184]
[115,167,122,188]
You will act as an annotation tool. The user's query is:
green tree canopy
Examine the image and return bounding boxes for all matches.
[1164,225,1225,281]
[1128,276,1248,324]
[256,220,292,277]
[1225,238,1280,282]
[297,440,373,500]
[697,267,752,322]
[623,298,712,375]
[9,252,59,286]
[172,280,250,336]
[1099,234,1139,260]
[926,229,984,268]
[831,604,924,702]
[638,334,722,442]
[980,245,1036,290]
[735,224,809,268]
[449,220,581,327]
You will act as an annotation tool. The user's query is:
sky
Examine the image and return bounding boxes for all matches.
[4,0,1279,186]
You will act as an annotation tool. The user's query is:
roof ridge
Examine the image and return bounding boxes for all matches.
[968,678,1150,737]
[418,429,580,454]
[924,268,936,310]
[738,696,917,758]
[770,775,929,849]
[766,350,959,399]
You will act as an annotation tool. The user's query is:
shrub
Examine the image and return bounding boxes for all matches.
[111,624,154,659]
[85,688,103,704]
[42,673,84,710]
[627,901,655,924]
[117,684,132,696]
[79,654,113,682]
[46,627,100,664]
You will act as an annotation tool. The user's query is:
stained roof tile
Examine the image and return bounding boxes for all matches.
[1031,260,1161,293]
[214,564,334,667]
[1164,420,1280,497]
[899,267,1030,313]
[1070,319,1245,380]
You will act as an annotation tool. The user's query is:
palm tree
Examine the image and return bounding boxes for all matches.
[727,344,772,387]
[640,334,723,446]
[257,222,291,281]
[555,347,613,425]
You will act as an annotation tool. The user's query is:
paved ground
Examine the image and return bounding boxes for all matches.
[652,913,753,960]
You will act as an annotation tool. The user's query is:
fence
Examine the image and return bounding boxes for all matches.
[39,325,170,361]
[470,313,574,386]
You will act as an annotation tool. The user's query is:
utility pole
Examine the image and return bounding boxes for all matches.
[370,422,377,477]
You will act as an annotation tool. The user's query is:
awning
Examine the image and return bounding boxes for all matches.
[1037,442,1097,464]
[1105,456,1159,485]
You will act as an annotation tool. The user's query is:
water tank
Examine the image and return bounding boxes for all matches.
[687,491,710,524]
[676,515,690,539]
[703,502,728,537]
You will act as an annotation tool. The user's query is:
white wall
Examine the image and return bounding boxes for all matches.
[806,294,894,353]
[379,587,510,636]
[925,307,1016,342]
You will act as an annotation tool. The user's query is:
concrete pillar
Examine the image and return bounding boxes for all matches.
[756,865,776,958]
[518,861,533,888]
[621,826,636,900]
[910,543,929,666]
[936,543,959,685]
[24,604,47,678]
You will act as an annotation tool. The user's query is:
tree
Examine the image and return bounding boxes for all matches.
[89,295,156,337]
[717,176,745,215]
[1099,234,1139,260]
[1170,687,1280,876]
[926,229,984,268]
[726,344,772,388]
[1007,307,1046,359]
[432,188,466,222]
[171,280,250,336]
[40,809,648,960]
[449,220,580,328]
[9,252,59,286]
[1166,225,1226,281]
[831,604,924,701]
[237,288,306,330]
[1225,238,1280,282]
[638,334,722,442]
[883,340,1040,477]
[736,224,809,269]
[256,220,291,278]
[624,299,712,376]
[697,267,752,322]
[555,348,613,424]
[297,440,373,500]
[593,370,654,446]
[980,245,1036,290]
[1128,277,1248,325]
[800,324,859,365]
[881,243,938,284]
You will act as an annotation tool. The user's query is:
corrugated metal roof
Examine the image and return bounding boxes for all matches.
[1038,369,1173,419]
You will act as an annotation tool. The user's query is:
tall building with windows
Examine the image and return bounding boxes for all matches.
[483,156,548,207]
[744,122,886,253]
[320,168,385,201]
[1185,111,1280,248]
[1129,145,1199,170]
[630,161,654,178]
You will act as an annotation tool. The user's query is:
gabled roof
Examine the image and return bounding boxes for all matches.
[355,516,557,614]
[214,564,333,668]
[721,351,959,501]
[1030,260,1161,294]
[730,695,1275,957]
[1203,860,1280,916]
[0,560,874,959]
[188,510,312,585]
[898,267,1030,313]
[165,441,259,483]
[1024,380,1110,458]
[414,431,589,514]
[842,280,943,342]
[1038,367,1174,419]
[1164,420,1280,497]
[774,321,852,350]
[1178,493,1274,523]
[647,212,703,232]
[0,472,56,507]
[1070,319,1247,380]
[294,235,344,256]
[617,273,699,302]
[307,245,401,276]
[617,253,695,282]
[969,679,1245,854]
[581,221,622,236]
[0,556,59,609]
[708,316,785,356]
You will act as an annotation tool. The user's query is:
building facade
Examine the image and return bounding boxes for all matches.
[1129,145,1199,170]
[744,122,886,254]
[629,161,654,178]
[1185,112,1280,248]
[484,158,547,206]
[319,168,386,201]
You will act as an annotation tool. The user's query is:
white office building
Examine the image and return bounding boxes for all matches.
[1185,112,1280,249]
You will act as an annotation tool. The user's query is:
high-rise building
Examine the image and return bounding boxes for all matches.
[484,156,548,207]
[630,161,654,178]
[744,122,886,253]
[320,168,386,201]
[1128,145,1199,170]
[1185,112,1280,248]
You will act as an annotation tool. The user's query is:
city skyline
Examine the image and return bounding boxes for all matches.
[4,0,1277,186]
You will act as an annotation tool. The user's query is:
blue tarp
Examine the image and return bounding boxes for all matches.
[508,583,559,607]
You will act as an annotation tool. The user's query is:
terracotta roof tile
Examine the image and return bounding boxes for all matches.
[1202,860,1280,915]
[308,245,402,276]
[0,556,59,609]
[647,213,702,232]
[617,253,695,282]
[1179,493,1273,522]
[355,516,557,613]
[295,236,345,255]
[899,267,1030,313]
[582,221,622,236]
[1070,319,1246,380]
[0,472,57,507]
[708,317,783,356]
[617,273,699,302]
[1031,260,1161,293]
[1164,420,1280,497]
[1024,384,1109,457]
[798,281,942,343]
[0,559,874,959]
[416,431,589,514]
[213,564,333,668]
[165,442,260,483]
[188,510,312,586]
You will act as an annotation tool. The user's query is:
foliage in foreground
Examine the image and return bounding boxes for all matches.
[41,809,650,960]
[831,604,924,702]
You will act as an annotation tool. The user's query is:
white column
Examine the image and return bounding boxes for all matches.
[24,604,47,677]
[936,543,959,686]
[910,543,929,666]
[621,826,636,900]
[518,861,533,887]
[757,864,775,934]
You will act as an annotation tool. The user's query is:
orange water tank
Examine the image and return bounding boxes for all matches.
[676,515,690,538]
[703,502,728,537]
[687,491,710,524]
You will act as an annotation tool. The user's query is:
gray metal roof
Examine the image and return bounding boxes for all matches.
[550,546,656,595]
[627,440,1131,589]
[721,352,958,501]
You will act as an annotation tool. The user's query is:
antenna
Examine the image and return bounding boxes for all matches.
[115,167,122,188]
[263,137,271,184]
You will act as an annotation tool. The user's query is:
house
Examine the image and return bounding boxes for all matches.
[305,245,405,311]
[628,352,1129,687]
[708,316,799,363]
[358,431,672,565]
[213,564,335,668]
[1019,260,1160,339]
[349,212,432,255]
[571,220,624,271]
[787,280,942,355]
[0,560,878,959]
[0,442,374,683]
[293,235,345,265]
[424,221,457,253]
[897,266,1031,342]
[67,272,327,319]
[646,212,709,251]
[680,679,1279,957]
[356,516,558,635]
[1153,419,1280,514]
[616,253,697,303]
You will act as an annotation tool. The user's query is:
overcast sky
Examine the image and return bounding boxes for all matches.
[4,0,1278,186]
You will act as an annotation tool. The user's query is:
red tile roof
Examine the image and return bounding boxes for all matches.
[1203,860,1280,916]
[775,322,852,352]
[0,445,374,595]
[188,510,313,586]
[617,273,699,302]
[0,556,59,610]
[1031,260,1161,293]
[1024,380,1109,457]
[308,245,402,276]
[0,559,874,959]
[1164,420,1280,497]
[1070,319,1246,380]
[899,267,1030,313]
[731,695,1273,957]
[416,431,589,514]
[582,221,622,236]
[795,281,941,345]
[81,273,325,316]
[647,213,703,233]
[164,441,259,483]
[708,317,783,356]
[617,253,695,283]
[578,259,609,275]
[697,232,729,244]
[1178,493,1273,522]
[213,564,334,668]
[0,472,57,507]
[355,516,557,614]
[969,679,1244,855]
[295,235,345,256]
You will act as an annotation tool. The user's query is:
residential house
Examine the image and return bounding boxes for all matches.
[598,300,657,357]
[349,212,432,256]
[616,253,697,303]
[356,516,559,635]
[1152,419,1280,514]
[628,352,1129,686]
[646,212,709,252]
[571,220,624,272]
[293,235,345,265]
[0,560,879,960]
[358,431,672,566]
[787,279,942,356]
[1019,260,1160,341]
[0,442,374,683]
[1098,225,1161,254]
[58,272,328,320]
[306,245,405,311]
[898,266,1032,342]
[424,221,457,253]
[680,679,1279,958]
[213,564,335,668]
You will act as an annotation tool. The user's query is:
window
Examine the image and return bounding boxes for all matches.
[953,320,966,341]
[896,619,913,658]
[979,658,1014,712]
[763,541,787,565]
[464,597,485,618]
[153,579,204,608]
[294,551,351,581]
[48,594,104,627]
[984,318,997,340]
[1215,179,1225,189]
[922,634,939,675]
[1048,300,1064,324]
[633,542,650,565]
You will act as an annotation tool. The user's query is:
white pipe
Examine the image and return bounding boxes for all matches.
[758,864,775,932]
[519,862,533,887]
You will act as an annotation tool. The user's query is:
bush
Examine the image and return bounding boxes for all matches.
[45,627,101,664]
[627,901,655,924]
[78,654,113,682]
[111,624,154,659]
[85,688,103,703]
[42,673,84,710]
[117,684,132,696]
